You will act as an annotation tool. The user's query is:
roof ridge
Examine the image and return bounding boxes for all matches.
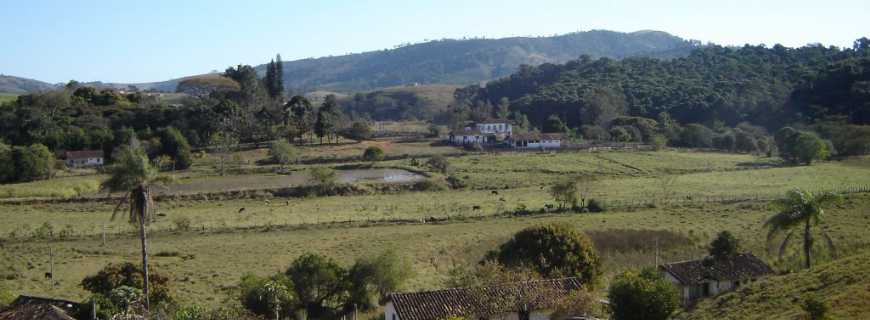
[389,276,582,296]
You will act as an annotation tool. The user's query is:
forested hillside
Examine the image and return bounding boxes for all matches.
[457,38,870,129]
[257,30,697,92]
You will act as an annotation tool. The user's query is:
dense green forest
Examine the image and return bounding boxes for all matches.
[458,38,869,127]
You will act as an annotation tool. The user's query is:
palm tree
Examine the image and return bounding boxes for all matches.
[102,143,171,311]
[765,188,842,269]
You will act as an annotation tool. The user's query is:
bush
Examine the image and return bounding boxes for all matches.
[446,175,467,189]
[550,180,580,210]
[81,262,173,307]
[801,295,831,320]
[412,179,447,191]
[173,217,192,231]
[608,269,680,320]
[12,143,54,182]
[709,231,739,258]
[650,135,668,151]
[793,132,829,164]
[308,167,338,187]
[269,139,298,169]
[426,155,450,174]
[158,127,193,170]
[586,198,604,212]
[344,121,372,141]
[488,224,601,287]
[362,146,385,161]
[679,123,714,148]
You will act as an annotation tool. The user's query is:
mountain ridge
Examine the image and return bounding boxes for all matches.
[1,29,698,94]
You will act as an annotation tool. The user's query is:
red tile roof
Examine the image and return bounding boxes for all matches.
[388,277,584,320]
[64,150,104,160]
[660,253,773,285]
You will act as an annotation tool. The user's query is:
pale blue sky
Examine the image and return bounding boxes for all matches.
[1,0,867,83]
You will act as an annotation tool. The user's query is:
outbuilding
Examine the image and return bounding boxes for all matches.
[659,253,773,306]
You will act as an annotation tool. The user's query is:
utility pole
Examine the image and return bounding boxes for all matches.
[655,238,660,267]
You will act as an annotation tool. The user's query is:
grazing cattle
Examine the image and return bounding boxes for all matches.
[264,199,271,206]
[472,205,482,211]
[44,272,52,279]
[544,204,554,210]
[499,197,506,202]
[238,208,246,214]
[491,190,499,195]
[285,200,290,206]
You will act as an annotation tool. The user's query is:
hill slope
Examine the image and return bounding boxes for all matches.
[684,250,870,320]
[0,75,57,94]
[259,30,697,92]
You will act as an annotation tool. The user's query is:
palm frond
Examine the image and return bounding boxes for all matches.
[765,211,803,241]
[778,229,796,259]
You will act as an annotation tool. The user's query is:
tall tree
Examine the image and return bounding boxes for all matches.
[765,189,842,269]
[315,95,342,144]
[284,96,314,143]
[102,144,171,312]
[275,54,284,99]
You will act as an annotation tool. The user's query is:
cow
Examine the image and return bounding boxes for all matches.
[238,208,246,214]
[472,205,482,211]
[491,190,499,195]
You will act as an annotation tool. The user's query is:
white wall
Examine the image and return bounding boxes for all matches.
[384,302,398,320]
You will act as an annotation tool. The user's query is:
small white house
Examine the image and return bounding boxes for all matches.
[475,122,512,135]
[508,133,563,149]
[64,150,104,168]
[660,253,773,306]
[449,129,488,146]
[384,277,586,320]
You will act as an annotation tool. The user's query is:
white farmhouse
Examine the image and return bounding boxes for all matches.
[385,277,586,320]
[474,121,512,136]
[64,150,104,168]
[659,253,773,306]
[448,129,488,145]
[508,133,563,149]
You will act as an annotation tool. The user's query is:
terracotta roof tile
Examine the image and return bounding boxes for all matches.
[661,253,773,285]
[388,277,584,320]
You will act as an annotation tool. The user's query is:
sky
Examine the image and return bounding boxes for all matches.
[1,0,867,84]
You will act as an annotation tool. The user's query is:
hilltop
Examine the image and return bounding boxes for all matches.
[257,30,697,92]
[1,30,696,94]
[0,75,57,94]
[684,249,870,319]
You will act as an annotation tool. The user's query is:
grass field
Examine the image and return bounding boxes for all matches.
[0,93,18,105]
[2,194,869,309]
[1,145,869,315]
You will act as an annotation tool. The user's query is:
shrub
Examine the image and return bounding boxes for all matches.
[793,132,829,164]
[581,125,610,141]
[412,179,447,191]
[488,224,601,287]
[81,262,173,307]
[344,121,372,141]
[269,139,298,169]
[550,180,580,210]
[158,127,193,170]
[173,217,192,231]
[445,175,467,189]
[362,146,385,161]
[586,198,604,212]
[709,231,739,258]
[308,167,338,187]
[608,269,680,320]
[426,155,450,174]
[12,144,54,182]
[679,123,714,148]
[650,135,668,151]
[801,295,831,320]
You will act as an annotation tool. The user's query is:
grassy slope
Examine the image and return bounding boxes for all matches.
[0,93,18,104]
[2,194,869,308]
[683,249,870,320]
